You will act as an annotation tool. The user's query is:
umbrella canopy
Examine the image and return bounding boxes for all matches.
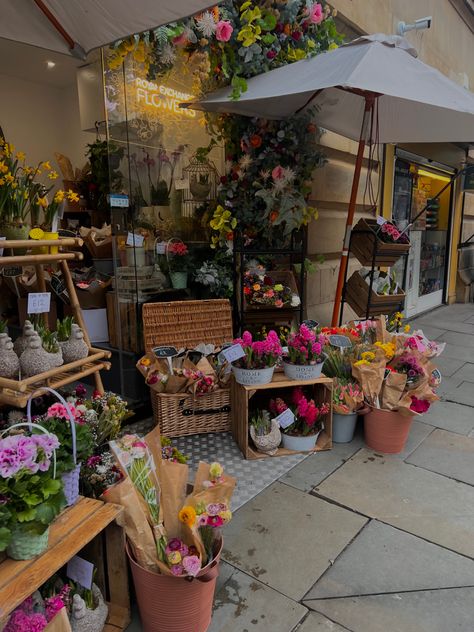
[0,0,217,59]
[186,34,474,143]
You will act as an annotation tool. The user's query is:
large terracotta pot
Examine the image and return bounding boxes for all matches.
[364,407,414,454]
[127,538,222,632]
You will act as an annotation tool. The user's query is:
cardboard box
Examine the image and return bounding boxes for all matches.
[81,308,109,343]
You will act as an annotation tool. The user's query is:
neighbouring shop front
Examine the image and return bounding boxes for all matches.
[391,148,455,318]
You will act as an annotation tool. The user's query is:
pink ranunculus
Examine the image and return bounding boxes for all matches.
[272,165,284,180]
[207,515,224,527]
[170,564,184,576]
[309,2,324,24]
[183,555,202,577]
[215,20,233,42]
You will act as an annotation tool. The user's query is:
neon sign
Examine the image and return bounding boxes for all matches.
[135,78,196,118]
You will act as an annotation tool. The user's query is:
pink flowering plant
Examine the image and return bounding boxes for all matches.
[332,380,364,414]
[270,387,330,436]
[164,538,202,577]
[390,352,425,381]
[378,221,410,244]
[38,403,94,475]
[0,432,65,552]
[196,501,232,560]
[4,588,68,632]
[286,323,326,365]
[233,330,282,369]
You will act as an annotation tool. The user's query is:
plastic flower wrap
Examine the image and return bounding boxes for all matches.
[110,434,167,562]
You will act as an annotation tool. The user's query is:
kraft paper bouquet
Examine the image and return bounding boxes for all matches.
[106,425,235,578]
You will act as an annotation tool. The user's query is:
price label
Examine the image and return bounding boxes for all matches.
[153,346,178,358]
[275,408,295,429]
[2,266,22,277]
[221,343,245,363]
[156,241,167,255]
[67,555,94,589]
[0,236,5,256]
[109,193,129,208]
[302,319,319,329]
[27,292,51,314]
[329,334,352,348]
[126,232,145,247]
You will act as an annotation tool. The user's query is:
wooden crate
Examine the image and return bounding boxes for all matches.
[231,373,333,460]
[345,270,405,317]
[0,497,130,630]
[243,269,300,310]
[351,218,410,267]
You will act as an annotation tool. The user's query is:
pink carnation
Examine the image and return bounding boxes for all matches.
[215,20,233,42]
[309,2,323,24]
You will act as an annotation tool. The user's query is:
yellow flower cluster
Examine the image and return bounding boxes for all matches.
[375,341,396,359]
[209,205,237,248]
[354,350,376,367]
[108,38,151,71]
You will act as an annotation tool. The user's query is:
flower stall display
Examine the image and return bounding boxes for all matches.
[350,218,411,267]
[39,400,94,506]
[331,380,364,443]
[231,329,282,385]
[249,409,281,455]
[268,387,330,451]
[0,428,65,560]
[3,588,72,632]
[284,323,326,380]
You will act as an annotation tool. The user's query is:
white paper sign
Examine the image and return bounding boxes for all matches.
[222,343,245,363]
[67,555,94,589]
[174,178,189,190]
[376,215,387,225]
[0,237,5,256]
[275,408,295,429]
[27,292,51,314]
[126,232,145,247]
[156,241,167,254]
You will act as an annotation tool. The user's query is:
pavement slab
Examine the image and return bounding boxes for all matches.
[433,356,467,377]
[305,520,474,599]
[413,319,474,335]
[437,343,474,363]
[392,420,433,459]
[438,331,474,348]
[406,428,474,485]
[279,432,364,492]
[450,362,474,383]
[420,400,474,435]
[209,568,307,632]
[444,380,474,406]
[297,612,350,631]
[221,482,367,601]
[315,449,474,558]
[305,587,474,632]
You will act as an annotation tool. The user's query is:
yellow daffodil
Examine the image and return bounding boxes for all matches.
[66,189,79,202]
[23,166,33,175]
[48,170,58,180]
[3,143,14,157]
[42,161,52,170]
[11,182,18,189]
[361,351,376,362]
[0,178,4,186]
[404,324,411,333]
[4,173,14,184]
[16,151,26,161]
[54,190,65,204]
[37,196,48,208]
[0,161,7,174]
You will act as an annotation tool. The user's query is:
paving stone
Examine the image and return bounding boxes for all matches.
[305,520,474,599]
[315,449,474,558]
[451,362,474,382]
[209,568,307,632]
[444,381,474,406]
[439,331,474,348]
[406,428,474,485]
[407,324,446,339]
[413,319,474,335]
[433,356,467,377]
[393,420,433,459]
[297,612,349,631]
[280,432,364,492]
[217,561,237,593]
[306,587,474,632]
[222,482,367,601]
[438,343,474,363]
[421,401,474,435]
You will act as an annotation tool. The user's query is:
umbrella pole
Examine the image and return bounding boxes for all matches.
[331,94,375,326]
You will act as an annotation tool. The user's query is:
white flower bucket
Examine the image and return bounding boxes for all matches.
[281,432,318,452]
[232,365,275,386]
[283,359,325,381]
[332,412,358,443]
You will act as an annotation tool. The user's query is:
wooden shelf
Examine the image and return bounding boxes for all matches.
[0,497,127,624]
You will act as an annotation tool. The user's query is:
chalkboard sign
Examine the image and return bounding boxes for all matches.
[153,346,178,358]
[2,266,22,277]
[50,275,70,304]
[329,334,352,348]
[302,319,319,329]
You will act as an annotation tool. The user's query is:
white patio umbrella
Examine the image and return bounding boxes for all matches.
[0,0,218,59]
[184,34,474,324]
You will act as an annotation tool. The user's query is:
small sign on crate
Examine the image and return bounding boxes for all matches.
[27,292,51,314]
[329,334,352,349]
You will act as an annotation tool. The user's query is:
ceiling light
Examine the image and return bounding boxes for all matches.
[46,61,56,69]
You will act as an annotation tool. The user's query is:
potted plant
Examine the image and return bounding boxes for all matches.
[167,241,192,289]
[332,379,364,443]
[19,331,60,377]
[57,318,89,364]
[34,189,79,253]
[272,387,330,451]
[249,409,281,455]
[0,428,65,559]
[231,330,282,386]
[284,323,326,380]
[40,401,94,506]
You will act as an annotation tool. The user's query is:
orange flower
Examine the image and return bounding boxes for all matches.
[252,283,261,291]
[226,231,234,241]
[284,24,291,35]
[250,134,262,148]
[269,210,279,223]
[178,506,197,527]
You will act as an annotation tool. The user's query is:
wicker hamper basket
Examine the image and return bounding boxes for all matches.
[142,300,233,437]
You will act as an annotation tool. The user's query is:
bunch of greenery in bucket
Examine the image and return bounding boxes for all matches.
[331,380,364,444]
[231,329,282,385]
[0,431,65,560]
[38,402,94,507]
[284,323,326,380]
[269,388,330,452]
[249,409,281,455]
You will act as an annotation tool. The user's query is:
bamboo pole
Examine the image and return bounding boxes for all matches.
[0,252,83,265]
[34,264,49,327]
[20,351,109,387]
[59,259,91,348]
[0,238,83,249]
[0,375,24,390]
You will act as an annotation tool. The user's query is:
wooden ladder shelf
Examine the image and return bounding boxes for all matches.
[0,238,111,406]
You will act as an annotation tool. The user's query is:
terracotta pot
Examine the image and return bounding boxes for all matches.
[127,538,222,632]
[364,407,414,454]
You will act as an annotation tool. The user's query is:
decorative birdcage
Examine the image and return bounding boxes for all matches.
[181,156,219,218]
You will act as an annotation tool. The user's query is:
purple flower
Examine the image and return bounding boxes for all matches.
[0,450,20,478]
[183,555,201,577]
[206,503,221,516]
[166,538,183,553]
[408,369,417,378]
[0,494,9,505]
[170,564,184,576]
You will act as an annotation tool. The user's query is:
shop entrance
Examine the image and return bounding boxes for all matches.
[392,150,454,317]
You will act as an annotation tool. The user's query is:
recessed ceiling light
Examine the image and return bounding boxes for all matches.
[46,61,56,69]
